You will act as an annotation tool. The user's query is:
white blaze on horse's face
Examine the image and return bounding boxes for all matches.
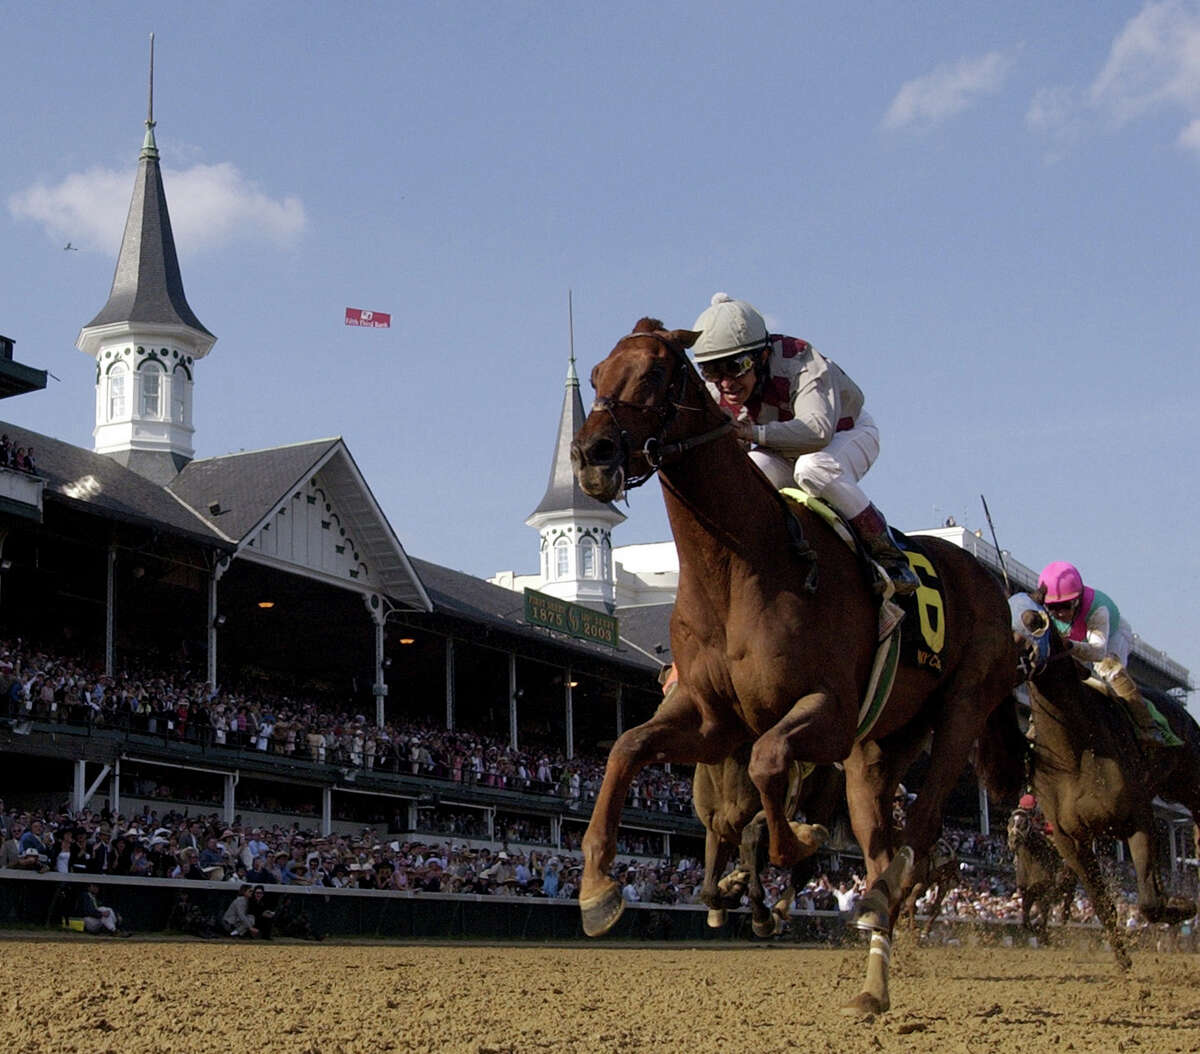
[1009,593,1051,675]
[571,337,674,503]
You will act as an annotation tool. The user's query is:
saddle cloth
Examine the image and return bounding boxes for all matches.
[779,490,949,741]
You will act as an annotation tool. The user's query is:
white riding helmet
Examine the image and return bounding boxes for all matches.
[691,293,769,363]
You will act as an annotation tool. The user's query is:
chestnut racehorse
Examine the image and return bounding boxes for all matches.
[570,319,1020,1014]
[1008,593,1200,968]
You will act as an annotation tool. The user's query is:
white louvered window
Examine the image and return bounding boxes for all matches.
[140,364,163,418]
[108,364,128,420]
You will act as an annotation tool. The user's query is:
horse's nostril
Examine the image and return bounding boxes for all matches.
[588,438,617,464]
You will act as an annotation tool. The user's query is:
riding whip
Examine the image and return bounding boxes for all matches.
[980,494,1012,595]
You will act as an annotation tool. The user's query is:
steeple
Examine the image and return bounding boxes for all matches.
[76,33,216,485]
[526,295,624,610]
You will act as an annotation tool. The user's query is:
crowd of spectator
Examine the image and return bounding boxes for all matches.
[0,434,37,475]
[0,634,1173,940]
[0,636,693,816]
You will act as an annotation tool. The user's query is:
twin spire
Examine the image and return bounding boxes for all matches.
[75,33,215,484]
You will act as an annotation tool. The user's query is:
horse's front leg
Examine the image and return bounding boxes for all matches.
[1126,827,1169,923]
[579,689,737,936]
[1053,832,1132,971]
[748,688,852,868]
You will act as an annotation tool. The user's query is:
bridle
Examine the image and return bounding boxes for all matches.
[589,330,733,490]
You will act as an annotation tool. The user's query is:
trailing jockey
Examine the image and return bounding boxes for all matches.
[1038,560,1177,746]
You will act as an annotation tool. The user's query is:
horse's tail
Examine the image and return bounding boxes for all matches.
[975,694,1028,805]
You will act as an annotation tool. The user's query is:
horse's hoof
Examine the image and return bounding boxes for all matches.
[706,909,726,929]
[772,899,792,921]
[752,916,781,938]
[851,889,891,933]
[716,869,750,898]
[580,883,625,937]
[840,991,888,1017]
[1115,946,1133,972]
[789,821,829,856]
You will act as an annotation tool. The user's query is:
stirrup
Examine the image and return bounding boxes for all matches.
[873,558,919,596]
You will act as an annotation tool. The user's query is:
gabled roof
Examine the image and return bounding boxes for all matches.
[527,356,624,525]
[81,128,213,341]
[410,557,657,673]
[169,437,430,611]
[613,602,674,666]
[0,420,228,546]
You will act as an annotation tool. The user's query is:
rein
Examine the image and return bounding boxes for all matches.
[591,331,733,489]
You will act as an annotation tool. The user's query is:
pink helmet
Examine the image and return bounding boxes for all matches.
[1018,793,1037,811]
[1038,561,1083,604]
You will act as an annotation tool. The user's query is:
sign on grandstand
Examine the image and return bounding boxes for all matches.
[523,589,619,649]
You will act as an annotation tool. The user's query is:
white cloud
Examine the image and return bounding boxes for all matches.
[8,162,306,253]
[1031,1,1200,159]
[1179,116,1200,152]
[882,51,1014,131]
[1089,0,1200,125]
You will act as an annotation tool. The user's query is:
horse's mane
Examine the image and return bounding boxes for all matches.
[632,317,665,334]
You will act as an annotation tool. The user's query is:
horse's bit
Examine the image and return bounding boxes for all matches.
[590,330,733,490]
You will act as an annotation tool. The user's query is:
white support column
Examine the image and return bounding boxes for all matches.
[321,788,333,835]
[406,800,418,832]
[615,682,624,736]
[105,545,116,676]
[1169,821,1180,875]
[73,760,86,815]
[551,815,561,849]
[508,654,519,751]
[208,556,230,691]
[223,774,236,825]
[367,600,387,729]
[977,780,990,836]
[109,763,121,818]
[564,667,575,760]
[445,639,455,730]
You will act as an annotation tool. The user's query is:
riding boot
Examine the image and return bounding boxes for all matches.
[848,504,919,595]
[1097,657,1179,746]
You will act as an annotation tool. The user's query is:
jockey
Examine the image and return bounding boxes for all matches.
[1037,561,1175,746]
[691,293,918,594]
[1015,792,1052,836]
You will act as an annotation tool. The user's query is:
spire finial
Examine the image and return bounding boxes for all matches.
[147,32,155,129]
[566,290,578,387]
[141,32,159,159]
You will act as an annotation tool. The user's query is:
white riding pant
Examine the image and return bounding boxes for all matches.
[749,410,880,519]
[84,907,117,933]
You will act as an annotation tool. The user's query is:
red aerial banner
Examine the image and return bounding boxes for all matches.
[345,308,391,328]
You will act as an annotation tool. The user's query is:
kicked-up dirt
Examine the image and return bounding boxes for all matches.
[3,936,1200,1052]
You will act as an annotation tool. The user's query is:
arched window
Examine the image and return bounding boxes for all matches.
[108,362,128,420]
[140,362,164,418]
[554,537,570,579]
[580,540,596,578]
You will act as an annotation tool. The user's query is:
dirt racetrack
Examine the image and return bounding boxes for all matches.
[5,936,1200,1053]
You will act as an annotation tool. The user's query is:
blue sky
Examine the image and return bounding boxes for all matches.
[3,2,1198,695]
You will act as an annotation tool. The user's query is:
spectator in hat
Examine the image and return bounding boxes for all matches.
[19,819,50,864]
[246,855,275,885]
[173,847,206,881]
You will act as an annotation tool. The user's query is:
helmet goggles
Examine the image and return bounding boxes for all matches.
[699,352,758,383]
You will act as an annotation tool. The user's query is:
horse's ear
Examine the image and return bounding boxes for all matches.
[1031,585,1047,605]
[632,317,664,334]
[665,328,701,350]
